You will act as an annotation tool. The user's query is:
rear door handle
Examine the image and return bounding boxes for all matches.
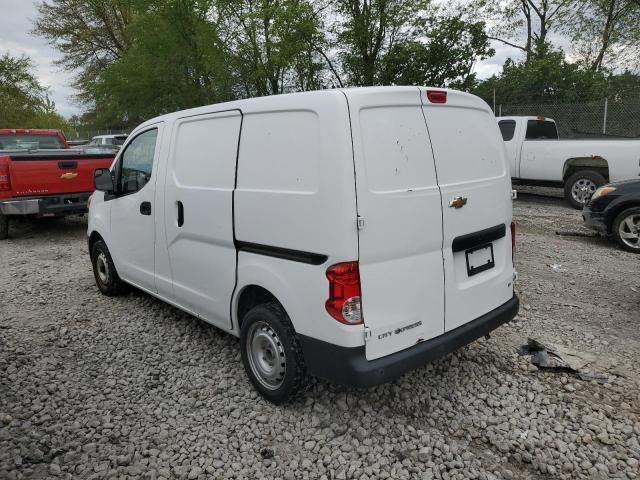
[140,201,152,215]
[177,201,184,227]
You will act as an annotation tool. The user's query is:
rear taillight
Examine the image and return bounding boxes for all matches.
[325,261,363,325]
[426,90,447,103]
[510,222,516,260]
[0,161,10,191]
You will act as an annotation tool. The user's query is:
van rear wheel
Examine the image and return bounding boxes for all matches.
[90,239,127,296]
[240,303,307,404]
[564,170,606,209]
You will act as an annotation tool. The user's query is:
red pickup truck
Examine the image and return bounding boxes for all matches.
[0,149,115,239]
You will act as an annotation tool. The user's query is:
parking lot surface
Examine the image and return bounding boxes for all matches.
[1,192,639,480]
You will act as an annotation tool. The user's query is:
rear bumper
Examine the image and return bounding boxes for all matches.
[0,193,92,216]
[298,295,519,387]
[582,206,607,234]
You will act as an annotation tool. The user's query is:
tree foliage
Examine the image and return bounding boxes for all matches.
[379,17,494,89]
[564,0,640,72]
[0,53,69,129]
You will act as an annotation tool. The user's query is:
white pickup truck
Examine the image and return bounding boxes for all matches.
[498,116,640,208]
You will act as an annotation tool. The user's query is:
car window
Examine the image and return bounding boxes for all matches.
[117,128,158,195]
[105,138,113,145]
[526,120,558,140]
[114,136,127,146]
[498,120,516,141]
[0,134,64,150]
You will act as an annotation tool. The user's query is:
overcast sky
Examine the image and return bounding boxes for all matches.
[0,0,516,119]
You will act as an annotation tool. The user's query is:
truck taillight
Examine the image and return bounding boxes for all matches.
[0,161,10,191]
[325,261,363,325]
[511,222,516,259]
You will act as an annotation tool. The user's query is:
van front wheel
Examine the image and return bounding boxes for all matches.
[240,303,307,404]
[90,239,127,296]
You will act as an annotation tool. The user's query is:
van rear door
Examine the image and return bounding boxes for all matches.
[345,88,445,361]
[420,89,514,333]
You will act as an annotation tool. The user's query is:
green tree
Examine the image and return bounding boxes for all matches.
[474,47,610,104]
[93,0,232,126]
[470,0,574,62]
[379,17,494,90]
[216,0,325,96]
[333,0,430,86]
[33,0,138,105]
[564,0,640,71]
[0,52,69,129]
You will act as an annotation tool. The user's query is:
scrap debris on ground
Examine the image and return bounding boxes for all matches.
[1,190,639,480]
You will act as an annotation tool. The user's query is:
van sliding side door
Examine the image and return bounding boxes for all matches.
[163,110,242,328]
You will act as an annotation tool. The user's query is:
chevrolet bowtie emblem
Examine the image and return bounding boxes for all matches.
[60,172,78,180]
[449,196,467,209]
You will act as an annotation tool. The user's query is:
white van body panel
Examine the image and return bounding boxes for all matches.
[109,123,165,293]
[344,87,445,360]
[233,91,359,345]
[163,110,242,328]
[422,90,514,332]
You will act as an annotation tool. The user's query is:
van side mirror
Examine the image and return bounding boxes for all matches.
[94,168,115,193]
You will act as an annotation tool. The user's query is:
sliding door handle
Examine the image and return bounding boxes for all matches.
[140,201,152,215]
[177,201,184,227]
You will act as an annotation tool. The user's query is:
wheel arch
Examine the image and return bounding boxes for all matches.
[88,230,105,253]
[562,157,610,182]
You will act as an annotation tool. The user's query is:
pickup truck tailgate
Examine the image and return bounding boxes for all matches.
[5,152,115,197]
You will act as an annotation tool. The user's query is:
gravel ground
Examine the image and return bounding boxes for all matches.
[1,191,639,480]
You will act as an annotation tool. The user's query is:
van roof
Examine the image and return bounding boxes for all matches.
[134,86,491,132]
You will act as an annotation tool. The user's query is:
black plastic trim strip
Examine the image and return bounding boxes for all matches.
[236,241,328,265]
[298,294,519,387]
[452,224,506,253]
[8,153,115,161]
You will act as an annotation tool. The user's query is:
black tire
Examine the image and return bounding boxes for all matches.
[240,302,307,404]
[90,239,128,296]
[564,170,606,209]
[612,207,640,254]
[0,213,7,240]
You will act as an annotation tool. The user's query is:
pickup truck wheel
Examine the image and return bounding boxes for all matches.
[0,214,8,240]
[240,303,307,404]
[565,171,606,209]
[613,207,640,253]
[90,240,127,296]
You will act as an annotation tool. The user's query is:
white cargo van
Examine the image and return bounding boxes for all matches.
[88,87,519,403]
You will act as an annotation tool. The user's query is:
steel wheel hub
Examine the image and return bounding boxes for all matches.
[619,214,640,249]
[571,179,598,205]
[246,321,286,390]
[96,252,110,284]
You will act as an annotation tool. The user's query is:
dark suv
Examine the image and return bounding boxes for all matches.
[583,178,640,253]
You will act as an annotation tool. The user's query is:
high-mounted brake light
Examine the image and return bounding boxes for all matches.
[325,261,363,325]
[0,160,10,192]
[510,222,516,260]
[426,90,447,104]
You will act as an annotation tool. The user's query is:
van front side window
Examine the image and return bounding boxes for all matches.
[118,128,158,195]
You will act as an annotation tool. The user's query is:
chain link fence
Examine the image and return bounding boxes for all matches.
[495,99,640,138]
